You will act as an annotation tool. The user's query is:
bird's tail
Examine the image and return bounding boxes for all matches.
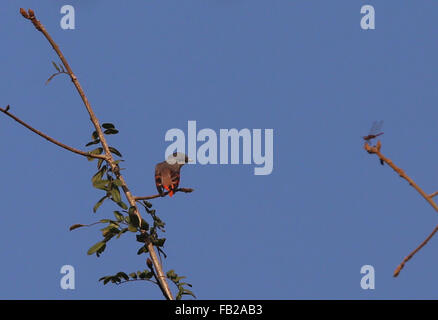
[163,185,174,197]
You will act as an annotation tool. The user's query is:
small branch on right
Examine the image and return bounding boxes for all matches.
[134,188,194,201]
[429,191,438,198]
[364,141,438,277]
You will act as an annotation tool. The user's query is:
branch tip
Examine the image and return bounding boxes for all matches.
[19,8,29,19]
[28,9,35,18]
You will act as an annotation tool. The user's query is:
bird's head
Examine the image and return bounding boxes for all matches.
[166,152,192,165]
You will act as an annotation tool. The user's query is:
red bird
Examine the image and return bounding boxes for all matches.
[155,152,191,197]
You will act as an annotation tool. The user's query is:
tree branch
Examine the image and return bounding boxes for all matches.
[393,224,438,277]
[115,278,157,286]
[364,141,438,277]
[135,188,194,201]
[147,258,169,300]
[19,8,174,300]
[0,105,106,160]
[429,191,438,198]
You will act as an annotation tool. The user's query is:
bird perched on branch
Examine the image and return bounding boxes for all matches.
[155,152,191,197]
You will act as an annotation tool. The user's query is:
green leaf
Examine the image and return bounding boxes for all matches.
[101,225,119,237]
[85,139,100,147]
[112,179,123,187]
[102,123,115,129]
[93,195,108,213]
[104,128,119,135]
[128,224,137,232]
[96,243,107,257]
[52,61,60,72]
[117,201,128,210]
[91,167,107,188]
[138,271,152,279]
[166,270,176,279]
[128,206,141,227]
[87,147,103,161]
[114,211,124,221]
[182,289,196,298]
[129,273,137,279]
[90,147,103,155]
[142,201,153,209]
[116,272,129,281]
[116,227,128,238]
[92,131,99,140]
[69,224,85,231]
[137,246,148,255]
[128,206,136,216]
[87,241,105,255]
[109,147,122,157]
[140,219,149,231]
[110,186,121,203]
[97,158,104,169]
[136,233,147,242]
[154,238,166,247]
[93,180,109,190]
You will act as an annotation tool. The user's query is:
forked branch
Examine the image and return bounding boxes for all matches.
[364,141,438,277]
[11,8,174,299]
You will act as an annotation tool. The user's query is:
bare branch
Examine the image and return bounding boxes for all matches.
[364,141,438,277]
[393,224,438,277]
[429,191,438,198]
[0,105,106,160]
[135,188,194,201]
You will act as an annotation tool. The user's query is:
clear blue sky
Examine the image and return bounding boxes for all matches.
[1,0,438,299]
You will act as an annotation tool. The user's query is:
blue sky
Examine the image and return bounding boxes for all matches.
[1,0,438,299]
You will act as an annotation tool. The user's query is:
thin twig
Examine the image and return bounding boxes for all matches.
[135,188,194,201]
[0,105,106,160]
[429,191,438,198]
[393,224,438,277]
[115,278,157,286]
[364,141,438,277]
[19,8,174,299]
